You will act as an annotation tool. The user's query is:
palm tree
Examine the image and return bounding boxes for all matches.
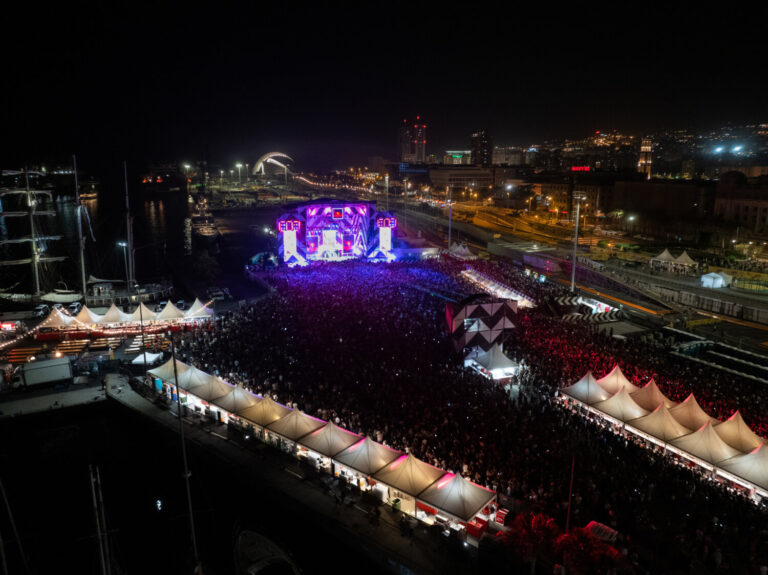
[555,527,620,575]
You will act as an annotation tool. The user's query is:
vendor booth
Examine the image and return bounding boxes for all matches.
[332,438,403,491]
[265,409,325,453]
[371,454,445,516]
[417,473,497,539]
[297,422,362,473]
[213,384,261,423]
[238,397,293,438]
[464,343,519,381]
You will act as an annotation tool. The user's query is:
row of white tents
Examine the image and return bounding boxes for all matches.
[148,358,497,524]
[560,366,768,497]
[651,249,698,270]
[43,299,214,329]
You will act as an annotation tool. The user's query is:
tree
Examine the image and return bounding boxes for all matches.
[555,527,620,575]
[503,512,561,575]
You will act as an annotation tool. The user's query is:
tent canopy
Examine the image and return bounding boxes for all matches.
[418,473,496,522]
[148,358,190,382]
[714,411,764,453]
[131,352,163,365]
[75,306,103,324]
[298,422,363,458]
[176,365,218,390]
[156,301,185,320]
[213,384,261,414]
[671,421,741,465]
[561,372,611,405]
[128,302,158,322]
[186,376,234,402]
[668,394,719,430]
[592,388,649,422]
[627,404,692,443]
[238,397,293,428]
[475,343,517,372]
[372,454,445,498]
[651,249,675,263]
[266,409,325,441]
[185,298,214,319]
[100,303,132,324]
[629,379,677,412]
[596,365,642,395]
[674,251,697,266]
[333,438,403,476]
[720,443,768,491]
[43,308,75,329]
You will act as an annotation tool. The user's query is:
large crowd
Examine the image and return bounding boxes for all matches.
[171,257,768,573]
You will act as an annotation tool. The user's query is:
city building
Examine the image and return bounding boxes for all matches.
[638,138,653,179]
[492,146,524,166]
[471,130,493,167]
[399,116,427,163]
[428,166,494,190]
[714,171,768,235]
[443,150,472,165]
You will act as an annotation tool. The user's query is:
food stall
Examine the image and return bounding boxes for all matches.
[332,438,403,491]
[265,409,325,454]
[296,422,362,473]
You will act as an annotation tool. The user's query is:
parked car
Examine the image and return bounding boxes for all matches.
[52,303,64,311]
[34,304,50,318]
[175,299,187,310]
[155,300,168,312]
[67,302,82,315]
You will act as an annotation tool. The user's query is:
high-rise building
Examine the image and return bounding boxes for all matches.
[399,116,427,163]
[471,130,492,167]
[443,150,472,165]
[638,138,653,179]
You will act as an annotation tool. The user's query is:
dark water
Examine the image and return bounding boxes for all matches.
[0,188,280,299]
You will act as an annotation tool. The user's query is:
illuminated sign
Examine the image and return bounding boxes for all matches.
[332,208,343,219]
[278,220,301,232]
[376,217,397,228]
[571,166,591,172]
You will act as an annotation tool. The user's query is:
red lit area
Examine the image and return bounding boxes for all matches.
[570,166,591,172]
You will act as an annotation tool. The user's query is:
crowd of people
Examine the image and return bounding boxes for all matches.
[170,257,768,573]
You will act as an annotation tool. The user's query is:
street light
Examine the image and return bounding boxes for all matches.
[117,241,129,286]
[220,170,224,188]
[570,193,587,293]
[235,163,243,184]
[245,163,249,184]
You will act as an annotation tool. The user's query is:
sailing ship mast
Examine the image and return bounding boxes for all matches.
[73,155,88,298]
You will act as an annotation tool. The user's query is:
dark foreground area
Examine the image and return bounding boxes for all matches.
[0,400,384,574]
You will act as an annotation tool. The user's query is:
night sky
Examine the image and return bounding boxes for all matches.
[2,3,767,171]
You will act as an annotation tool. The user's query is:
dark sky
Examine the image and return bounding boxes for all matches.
[2,2,767,171]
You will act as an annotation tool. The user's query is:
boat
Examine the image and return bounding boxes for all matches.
[234,530,301,575]
[191,203,220,245]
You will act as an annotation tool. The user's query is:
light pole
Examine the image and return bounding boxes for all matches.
[117,242,129,287]
[627,215,635,234]
[447,185,453,249]
[570,194,586,293]
[236,163,243,184]
[183,164,191,196]
[245,163,249,184]
[220,170,224,189]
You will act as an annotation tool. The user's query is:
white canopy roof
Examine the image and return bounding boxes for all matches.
[629,379,677,411]
[333,438,403,476]
[674,250,697,266]
[372,454,445,498]
[266,409,325,441]
[418,473,496,522]
[592,388,649,422]
[100,303,132,324]
[298,421,363,458]
[131,352,163,365]
[75,306,103,324]
[239,397,293,428]
[668,394,719,430]
[628,404,693,443]
[185,298,214,319]
[186,375,234,402]
[475,343,517,372]
[43,308,75,329]
[596,365,642,395]
[714,411,764,453]
[128,302,157,322]
[720,444,768,491]
[213,384,261,414]
[652,249,675,262]
[176,365,217,389]
[148,358,190,382]
[156,301,186,320]
[561,372,611,405]
[671,421,742,465]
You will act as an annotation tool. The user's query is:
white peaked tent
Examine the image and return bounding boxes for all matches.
[266,409,325,441]
[561,372,611,405]
[298,422,363,458]
[156,301,185,320]
[628,404,692,443]
[44,308,76,329]
[333,438,403,476]
[186,376,233,402]
[473,343,518,379]
[630,380,677,412]
[592,388,649,422]
[596,365,642,395]
[372,454,445,498]
[669,394,719,430]
[714,411,764,453]
[651,249,675,264]
[148,358,190,382]
[176,365,218,390]
[674,251,697,267]
[128,302,157,322]
[671,422,741,465]
[239,397,293,428]
[100,303,132,324]
[75,306,103,324]
[185,298,214,319]
[213,384,261,414]
[131,352,163,365]
[418,473,496,522]
[449,242,477,260]
[720,444,768,491]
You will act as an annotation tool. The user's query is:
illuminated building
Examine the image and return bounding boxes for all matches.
[638,138,653,179]
[399,116,427,163]
[442,150,472,165]
[471,130,493,167]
